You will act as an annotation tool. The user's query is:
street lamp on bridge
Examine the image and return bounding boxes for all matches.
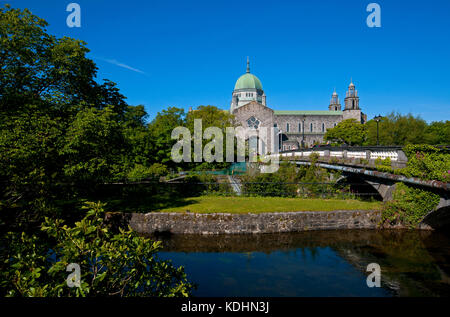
[373,115,382,146]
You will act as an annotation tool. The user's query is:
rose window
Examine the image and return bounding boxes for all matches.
[247,116,260,129]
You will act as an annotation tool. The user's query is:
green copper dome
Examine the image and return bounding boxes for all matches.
[234,73,263,90]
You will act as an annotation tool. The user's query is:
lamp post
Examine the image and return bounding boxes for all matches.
[373,115,382,146]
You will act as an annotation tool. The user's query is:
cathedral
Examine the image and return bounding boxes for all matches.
[230,59,367,153]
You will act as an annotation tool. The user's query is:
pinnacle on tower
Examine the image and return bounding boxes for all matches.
[246,57,250,73]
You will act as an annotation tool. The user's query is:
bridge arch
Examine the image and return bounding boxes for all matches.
[336,175,384,201]
[420,194,450,230]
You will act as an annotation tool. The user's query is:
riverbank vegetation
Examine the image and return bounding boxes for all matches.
[380,145,446,228]
[240,154,355,198]
[4,202,194,296]
[370,145,450,182]
[381,183,441,228]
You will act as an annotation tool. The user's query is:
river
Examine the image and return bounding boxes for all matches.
[156,229,450,297]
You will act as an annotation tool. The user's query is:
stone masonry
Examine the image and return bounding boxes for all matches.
[119,210,381,235]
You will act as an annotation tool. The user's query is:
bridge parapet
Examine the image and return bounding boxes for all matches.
[274,146,408,164]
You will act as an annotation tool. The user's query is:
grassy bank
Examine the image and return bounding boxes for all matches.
[152,196,381,214]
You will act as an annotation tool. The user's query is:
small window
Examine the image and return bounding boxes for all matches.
[298,123,301,132]
[286,123,290,132]
[322,123,325,132]
[310,123,313,132]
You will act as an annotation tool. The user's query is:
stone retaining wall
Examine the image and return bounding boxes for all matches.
[114,210,381,235]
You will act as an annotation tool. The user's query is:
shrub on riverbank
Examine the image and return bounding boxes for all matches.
[381,183,440,228]
[396,145,450,182]
[1,202,194,297]
[241,156,349,198]
[241,162,299,197]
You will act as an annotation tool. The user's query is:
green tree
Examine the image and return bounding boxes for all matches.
[60,106,126,183]
[0,108,65,227]
[148,107,186,168]
[0,5,142,225]
[324,119,367,146]
[365,113,428,146]
[185,105,235,131]
[185,105,235,169]
[122,105,155,169]
[0,5,100,114]
[424,121,450,145]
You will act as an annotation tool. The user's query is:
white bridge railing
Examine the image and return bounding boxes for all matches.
[268,147,407,163]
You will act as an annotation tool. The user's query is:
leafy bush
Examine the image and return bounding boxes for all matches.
[1,202,194,297]
[375,157,391,167]
[398,144,450,182]
[127,163,168,181]
[241,157,346,198]
[382,183,440,227]
[241,162,299,197]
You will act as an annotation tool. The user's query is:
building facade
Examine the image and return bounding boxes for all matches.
[230,59,367,152]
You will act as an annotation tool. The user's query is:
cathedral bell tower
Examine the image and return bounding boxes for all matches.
[343,79,363,123]
[344,79,360,110]
[328,89,341,111]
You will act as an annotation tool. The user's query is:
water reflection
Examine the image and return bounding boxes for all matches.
[154,230,450,297]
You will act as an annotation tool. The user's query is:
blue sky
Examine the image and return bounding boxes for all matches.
[5,0,450,122]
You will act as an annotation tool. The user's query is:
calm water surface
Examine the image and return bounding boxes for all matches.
[156,230,450,297]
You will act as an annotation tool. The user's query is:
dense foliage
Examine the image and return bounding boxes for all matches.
[324,113,449,147]
[241,154,348,198]
[379,146,448,228]
[2,202,194,296]
[0,5,197,297]
[382,183,440,228]
[324,119,367,146]
[365,113,450,146]
[398,144,450,182]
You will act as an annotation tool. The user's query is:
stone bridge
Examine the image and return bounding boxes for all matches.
[266,146,450,229]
